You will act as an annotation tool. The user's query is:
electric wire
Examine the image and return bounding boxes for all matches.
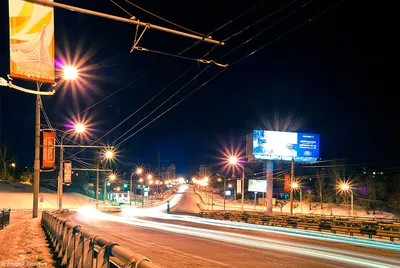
[79,0,268,116]
[110,0,133,17]
[112,1,313,146]
[124,0,205,36]
[114,0,346,147]
[111,1,312,146]
[73,1,270,155]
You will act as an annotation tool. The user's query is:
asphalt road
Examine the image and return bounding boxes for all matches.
[68,186,400,268]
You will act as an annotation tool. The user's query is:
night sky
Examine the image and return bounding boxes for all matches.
[0,0,395,175]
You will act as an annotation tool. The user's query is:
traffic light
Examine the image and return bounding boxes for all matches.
[123,184,128,188]
[107,182,110,186]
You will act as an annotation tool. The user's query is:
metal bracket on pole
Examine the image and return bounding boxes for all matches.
[1,75,56,95]
[130,20,150,53]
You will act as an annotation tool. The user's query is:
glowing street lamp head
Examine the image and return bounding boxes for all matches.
[291,182,299,189]
[341,183,350,191]
[74,123,86,133]
[63,65,79,80]
[228,156,238,165]
[147,174,153,180]
[136,168,143,175]
[105,150,114,159]
[139,178,143,183]
[11,163,16,168]
[109,174,116,181]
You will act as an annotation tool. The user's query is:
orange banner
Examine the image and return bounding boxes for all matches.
[42,131,55,169]
[9,0,55,83]
[284,174,291,193]
[64,161,72,185]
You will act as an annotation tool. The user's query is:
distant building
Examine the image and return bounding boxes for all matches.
[160,164,176,180]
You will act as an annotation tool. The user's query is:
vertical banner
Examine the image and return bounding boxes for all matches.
[63,161,72,185]
[284,174,291,193]
[42,131,55,169]
[9,0,55,83]
[236,179,242,194]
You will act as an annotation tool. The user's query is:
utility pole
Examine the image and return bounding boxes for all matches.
[241,165,245,213]
[223,178,226,211]
[32,94,40,218]
[96,161,99,209]
[290,158,294,215]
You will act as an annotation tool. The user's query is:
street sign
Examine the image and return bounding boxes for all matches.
[284,174,291,192]
[42,131,56,169]
[63,161,72,185]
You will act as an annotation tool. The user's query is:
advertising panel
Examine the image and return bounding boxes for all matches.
[9,0,55,83]
[63,161,72,185]
[42,131,55,169]
[252,130,320,162]
[248,179,267,193]
[284,174,291,193]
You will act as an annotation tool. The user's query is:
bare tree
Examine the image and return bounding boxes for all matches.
[0,145,14,181]
[315,168,326,209]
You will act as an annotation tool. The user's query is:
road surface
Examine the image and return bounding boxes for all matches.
[68,186,400,268]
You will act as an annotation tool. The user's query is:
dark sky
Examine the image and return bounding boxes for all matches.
[0,0,395,175]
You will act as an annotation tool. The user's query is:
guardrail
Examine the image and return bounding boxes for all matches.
[0,208,11,229]
[198,211,400,242]
[42,210,159,268]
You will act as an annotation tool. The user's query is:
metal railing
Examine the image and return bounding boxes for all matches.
[42,210,159,267]
[0,208,11,229]
[199,211,400,242]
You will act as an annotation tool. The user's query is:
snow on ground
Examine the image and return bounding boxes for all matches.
[0,212,54,268]
[195,189,397,219]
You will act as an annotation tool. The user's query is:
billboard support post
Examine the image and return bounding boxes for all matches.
[33,94,40,218]
[241,166,245,213]
[265,161,273,214]
[290,158,294,215]
[254,192,257,212]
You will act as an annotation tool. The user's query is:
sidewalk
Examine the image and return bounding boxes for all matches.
[0,212,54,267]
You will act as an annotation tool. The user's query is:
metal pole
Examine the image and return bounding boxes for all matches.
[241,165,245,213]
[130,173,133,208]
[300,188,302,213]
[58,135,64,211]
[33,94,40,218]
[350,190,354,216]
[96,160,99,209]
[142,184,144,208]
[290,158,294,215]
[254,192,257,212]
[103,178,107,204]
[25,0,224,46]
[211,180,213,210]
[223,179,226,211]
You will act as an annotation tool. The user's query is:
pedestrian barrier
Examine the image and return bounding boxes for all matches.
[41,210,159,268]
[0,208,11,229]
[198,211,400,242]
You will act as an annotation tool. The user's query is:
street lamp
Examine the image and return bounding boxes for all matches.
[340,182,353,216]
[58,123,86,211]
[63,65,79,80]
[96,148,114,209]
[104,173,116,204]
[228,155,245,213]
[130,167,143,208]
[291,181,302,214]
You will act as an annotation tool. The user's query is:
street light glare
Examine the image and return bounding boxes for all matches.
[105,150,114,159]
[136,168,143,175]
[74,123,85,133]
[341,183,350,191]
[291,182,299,189]
[109,174,116,181]
[63,65,79,80]
[147,174,153,180]
[228,156,238,165]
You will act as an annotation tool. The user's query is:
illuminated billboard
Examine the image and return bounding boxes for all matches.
[252,130,319,162]
[248,179,267,193]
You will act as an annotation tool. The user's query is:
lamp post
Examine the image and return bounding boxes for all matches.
[340,183,353,216]
[130,167,143,207]
[228,156,245,213]
[58,123,85,211]
[96,149,114,209]
[105,173,116,204]
[291,181,301,214]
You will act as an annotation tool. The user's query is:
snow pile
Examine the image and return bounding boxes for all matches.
[0,212,54,267]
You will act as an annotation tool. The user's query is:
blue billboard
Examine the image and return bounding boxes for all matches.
[252,130,320,162]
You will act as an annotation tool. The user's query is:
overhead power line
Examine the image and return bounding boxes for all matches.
[114,0,347,147]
